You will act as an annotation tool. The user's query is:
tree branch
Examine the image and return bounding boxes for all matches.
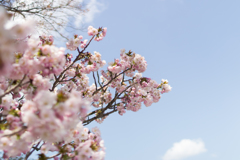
[0,75,27,99]
[24,141,41,160]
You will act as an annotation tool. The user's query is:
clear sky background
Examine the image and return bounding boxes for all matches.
[75,0,240,160]
[29,0,240,159]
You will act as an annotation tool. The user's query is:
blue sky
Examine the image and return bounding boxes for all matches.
[78,0,240,160]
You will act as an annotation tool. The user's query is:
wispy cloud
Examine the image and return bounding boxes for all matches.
[162,139,207,160]
[75,0,106,26]
[6,0,106,38]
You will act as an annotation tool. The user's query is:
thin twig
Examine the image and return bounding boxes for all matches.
[46,153,61,159]
[92,72,98,91]
[0,75,27,99]
[96,71,103,88]
[25,141,41,160]
[2,126,27,137]
[59,76,76,83]
[92,68,131,96]
[83,109,117,126]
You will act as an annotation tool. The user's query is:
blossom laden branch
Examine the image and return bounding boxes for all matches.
[50,35,96,91]
[0,10,171,160]
[92,68,131,96]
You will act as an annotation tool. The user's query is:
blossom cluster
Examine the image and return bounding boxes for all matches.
[66,26,107,51]
[0,90,105,158]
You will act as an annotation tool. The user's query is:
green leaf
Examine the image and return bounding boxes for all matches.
[62,154,70,160]
[9,109,20,117]
[0,123,8,130]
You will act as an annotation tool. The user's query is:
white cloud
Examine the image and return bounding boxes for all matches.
[75,0,106,26]
[162,139,207,160]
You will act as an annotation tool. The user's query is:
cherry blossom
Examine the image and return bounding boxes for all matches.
[0,8,171,159]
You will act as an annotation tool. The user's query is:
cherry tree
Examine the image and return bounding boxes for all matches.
[0,6,172,160]
[0,0,90,38]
